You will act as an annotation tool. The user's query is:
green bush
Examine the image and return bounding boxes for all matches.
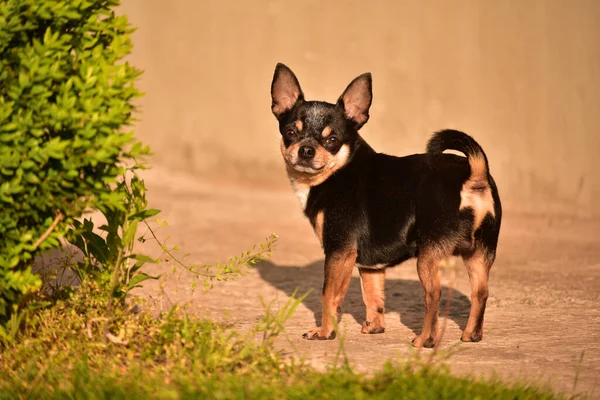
[0,0,143,321]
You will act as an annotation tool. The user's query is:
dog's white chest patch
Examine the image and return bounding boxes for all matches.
[290,181,310,210]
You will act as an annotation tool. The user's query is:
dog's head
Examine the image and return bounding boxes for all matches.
[271,63,372,185]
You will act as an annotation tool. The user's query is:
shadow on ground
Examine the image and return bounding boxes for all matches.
[255,260,471,335]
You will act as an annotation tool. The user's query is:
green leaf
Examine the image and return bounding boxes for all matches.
[18,72,29,87]
[20,160,36,169]
[131,254,156,264]
[122,220,138,247]
[1,122,17,132]
[130,208,160,221]
[81,231,109,264]
[125,272,159,292]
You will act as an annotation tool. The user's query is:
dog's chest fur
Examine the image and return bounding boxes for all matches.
[290,180,310,210]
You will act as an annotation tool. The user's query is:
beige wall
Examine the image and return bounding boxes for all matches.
[120,0,600,214]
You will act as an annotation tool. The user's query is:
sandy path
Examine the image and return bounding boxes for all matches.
[136,168,600,397]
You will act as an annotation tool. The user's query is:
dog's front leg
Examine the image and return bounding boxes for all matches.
[303,248,357,340]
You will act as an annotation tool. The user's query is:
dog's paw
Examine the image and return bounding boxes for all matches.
[361,320,385,334]
[460,330,483,342]
[302,327,336,340]
[411,334,436,348]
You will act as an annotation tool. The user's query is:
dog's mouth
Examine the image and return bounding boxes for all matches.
[288,161,324,174]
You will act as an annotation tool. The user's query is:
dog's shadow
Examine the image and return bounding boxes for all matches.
[255,260,471,334]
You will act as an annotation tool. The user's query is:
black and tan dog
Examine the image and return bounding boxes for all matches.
[270,63,501,348]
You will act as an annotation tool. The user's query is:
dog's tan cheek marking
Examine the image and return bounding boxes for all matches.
[324,144,350,173]
[281,139,300,164]
[318,144,350,184]
[321,126,332,138]
[334,144,350,165]
[281,139,309,209]
[295,120,303,131]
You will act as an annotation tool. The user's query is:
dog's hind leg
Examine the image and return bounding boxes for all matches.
[461,248,494,342]
[413,251,442,348]
[359,267,386,334]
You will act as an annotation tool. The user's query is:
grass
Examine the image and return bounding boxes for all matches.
[0,280,564,400]
[1,361,562,399]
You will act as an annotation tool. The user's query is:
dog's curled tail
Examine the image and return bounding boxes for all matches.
[427,129,490,185]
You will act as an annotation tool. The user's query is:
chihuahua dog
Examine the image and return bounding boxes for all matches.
[270,63,501,348]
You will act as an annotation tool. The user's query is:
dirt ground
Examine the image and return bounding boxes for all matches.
[119,2,600,394]
[135,167,600,398]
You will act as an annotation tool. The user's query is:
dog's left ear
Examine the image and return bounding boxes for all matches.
[337,73,372,129]
[271,63,304,119]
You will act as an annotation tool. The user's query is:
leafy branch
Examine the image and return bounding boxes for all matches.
[141,219,277,284]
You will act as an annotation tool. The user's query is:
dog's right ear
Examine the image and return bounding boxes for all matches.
[271,63,304,119]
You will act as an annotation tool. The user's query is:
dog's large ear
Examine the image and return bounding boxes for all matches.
[337,73,372,129]
[271,63,304,119]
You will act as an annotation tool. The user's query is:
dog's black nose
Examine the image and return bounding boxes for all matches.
[299,146,315,160]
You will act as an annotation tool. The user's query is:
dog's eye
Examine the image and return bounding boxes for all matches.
[284,130,296,140]
[326,136,339,146]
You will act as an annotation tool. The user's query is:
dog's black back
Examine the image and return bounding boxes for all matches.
[304,133,502,268]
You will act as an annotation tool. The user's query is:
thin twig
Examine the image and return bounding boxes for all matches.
[33,212,64,248]
[142,220,216,278]
[142,220,275,279]
[572,350,585,394]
